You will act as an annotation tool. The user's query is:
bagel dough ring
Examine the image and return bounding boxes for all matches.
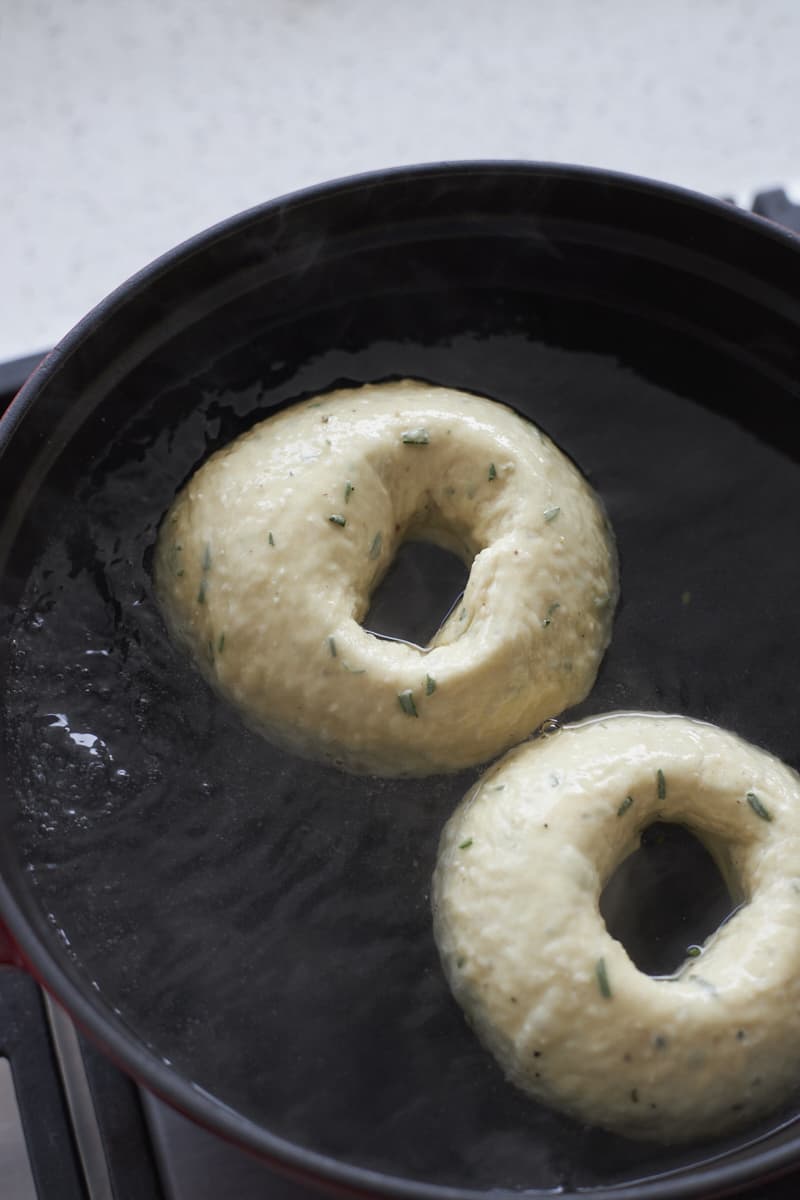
[154,381,617,776]
[432,713,800,1141]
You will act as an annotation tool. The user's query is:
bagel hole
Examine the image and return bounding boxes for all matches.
[599,822,735,977]
[363,539,470,648]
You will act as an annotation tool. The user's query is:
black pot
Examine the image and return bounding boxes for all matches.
[2,162,800,1199]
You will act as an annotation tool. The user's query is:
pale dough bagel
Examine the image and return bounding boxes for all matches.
[154,381,617,775]
[432,713,800,1141]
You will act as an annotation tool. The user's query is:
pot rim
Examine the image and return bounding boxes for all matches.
[2,158,799,1200]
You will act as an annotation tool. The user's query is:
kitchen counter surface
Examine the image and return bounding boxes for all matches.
[2,0,799,361]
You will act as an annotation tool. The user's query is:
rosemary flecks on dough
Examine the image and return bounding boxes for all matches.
[690,975,718,996]
[401,428,430,445]
[369,532,382,560]
[197,541,212,604]
[425,674,437,695]
[398,689,418,717]
[542,602,560,628]
[328,514,347,527]
[617,795,634,817]
[488,462,497,481]
[268,532,275,546]
[746,791,773,822]
[327,636,337,657]
[459,838,473,849]
[217,633,225,653]
[543,506,561,523]
[344,481,354,503]
[596,957,613,999]
[657,769,666,800]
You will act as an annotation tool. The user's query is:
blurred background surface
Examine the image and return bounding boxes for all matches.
[2,0,799,360]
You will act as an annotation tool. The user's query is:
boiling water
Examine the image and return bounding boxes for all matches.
[4,315,800,1191]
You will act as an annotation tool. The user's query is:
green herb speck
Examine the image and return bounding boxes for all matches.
[344,481,354,503]
[425,674,437,695]
[268,532,275,546]
[456,956,466,968]
[657,769,666,800]
[747,791,773,822]
[369,531,382,560]
[202,543,212,571]
[401,428,430,445]
[197,579,207,605]
[544,506,561,523]
[329,514,347,527]
[687,945,701,958]
[459,606,467,622]
[617,795,634,817]
[459,838,473,850]
[328,636,337,658]
[217,633,225,653]
[690,975,718,995]
[542,601,560,628]
[488,462,497,481]
[595,957,612,999]
[398,689,418,717]
[175,567,184,576]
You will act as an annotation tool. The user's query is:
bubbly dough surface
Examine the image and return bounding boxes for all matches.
[433,713,800,1141]
[154,381,617,775]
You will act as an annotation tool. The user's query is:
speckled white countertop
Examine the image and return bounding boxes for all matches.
[2,0,799,361]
